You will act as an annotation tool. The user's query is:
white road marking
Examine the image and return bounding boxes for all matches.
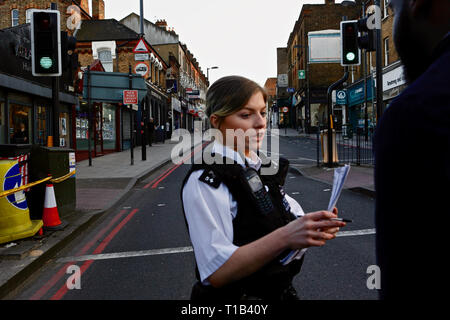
[57,246,194,263]
[56,229,376,263]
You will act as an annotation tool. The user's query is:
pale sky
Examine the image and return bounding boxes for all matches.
[102,0,328,86]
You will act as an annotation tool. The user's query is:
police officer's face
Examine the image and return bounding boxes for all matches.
[213,91,267,154]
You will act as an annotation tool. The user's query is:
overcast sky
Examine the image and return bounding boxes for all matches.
[102,0,328,87]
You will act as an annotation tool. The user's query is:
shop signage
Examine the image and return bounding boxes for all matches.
[134,62,149,78]
[133,38,150,53]
[172,97,181,112]
[347,79,374,107]
[382,65,406,92]
[135,53,149,61]
[336,90,347,105]
[123,90,138,105]
[298,70,305,79]
[82,71,147,103]
[286,87,295,93]
[277,74,288,87]
[166,79,178,93]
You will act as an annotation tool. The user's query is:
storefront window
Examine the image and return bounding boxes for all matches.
[102,104,116,150]
[76,107,90,150]
[9,104,32,144]
[59,112,70,147]
[0,102,5,144]
[36,105,47,146]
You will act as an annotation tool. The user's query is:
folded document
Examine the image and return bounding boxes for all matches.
[280,165,351,266]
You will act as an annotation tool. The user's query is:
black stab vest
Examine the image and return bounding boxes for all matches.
[180,154,305,299]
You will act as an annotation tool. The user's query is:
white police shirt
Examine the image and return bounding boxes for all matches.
[182,142,306,285]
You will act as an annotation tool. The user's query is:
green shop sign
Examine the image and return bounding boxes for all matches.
[347,78,374,107]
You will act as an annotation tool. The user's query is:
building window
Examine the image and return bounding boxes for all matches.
[98,49,113,72]
[11,9,19,27]
[26,9,35,24]
[0,102,5,144]
[383,0,389,18]
[384,37,390,66]
[36,105,48,146]
[9,104,32,144]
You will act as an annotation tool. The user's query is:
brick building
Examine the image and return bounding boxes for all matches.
[343,0,404,133]
[121,14,209,132]
[280,0,362,132]
[74,18,168,160]
[0,0,91,148]
[0,0,102,33]
[263,77,277,128]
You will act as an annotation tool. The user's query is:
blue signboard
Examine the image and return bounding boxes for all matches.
[347,79,374,107]
[336,90,347,105]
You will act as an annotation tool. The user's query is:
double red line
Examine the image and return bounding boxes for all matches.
[143,141,209,189]
[30,208,139,300]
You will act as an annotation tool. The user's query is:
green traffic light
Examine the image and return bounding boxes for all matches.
[40,57,53,69]
[346,52,356,61]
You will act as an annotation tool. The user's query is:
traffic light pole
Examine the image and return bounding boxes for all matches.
[129,65,134,166]
[326,67,349,167]
[374,0,384,121]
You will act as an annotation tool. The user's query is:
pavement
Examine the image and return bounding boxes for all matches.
[0,128,375,299]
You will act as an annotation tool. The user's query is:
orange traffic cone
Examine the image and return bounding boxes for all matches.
[42,182,67,231]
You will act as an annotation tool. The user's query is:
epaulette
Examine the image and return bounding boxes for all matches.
[198,168,222,188]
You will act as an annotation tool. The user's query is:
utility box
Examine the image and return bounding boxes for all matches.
[28,146,76,219]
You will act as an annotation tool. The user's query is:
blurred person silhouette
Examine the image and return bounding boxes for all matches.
[374,0,450,300]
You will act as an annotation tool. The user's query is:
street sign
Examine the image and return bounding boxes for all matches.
[298,70,305,79]
[123,90,138,105]
[134,62,149,78]
[133,38,150,53]
[336,90,347,105]
[286,87,295,93]
[135,53,149,61]
[282,107,289,113]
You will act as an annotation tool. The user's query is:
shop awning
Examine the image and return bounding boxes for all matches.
[82,71,147,103]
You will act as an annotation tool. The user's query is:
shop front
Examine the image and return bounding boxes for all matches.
[380,62,407,108]
[346,77,375,134]
[0,25,77,148]
[146,82,169,143]
[75,102,121,160]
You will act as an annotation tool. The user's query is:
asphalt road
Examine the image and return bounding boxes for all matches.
[9,134,378,300]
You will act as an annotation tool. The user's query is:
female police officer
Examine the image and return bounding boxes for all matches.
[181,76,345,300]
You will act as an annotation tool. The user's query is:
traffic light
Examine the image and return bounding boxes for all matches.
[61,31,77,70]
[31,10,61,76]
[357,16,376,52]
[340,20,361,66]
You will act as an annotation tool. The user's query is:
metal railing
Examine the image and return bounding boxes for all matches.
[315,124,374,166]
[335,124,374,165]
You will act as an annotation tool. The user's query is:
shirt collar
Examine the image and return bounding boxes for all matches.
[211,141,262,171]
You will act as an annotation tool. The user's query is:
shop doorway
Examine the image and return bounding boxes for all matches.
[94,104,103,156]
[9,104,31,144]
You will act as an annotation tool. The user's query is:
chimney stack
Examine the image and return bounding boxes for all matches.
[79,0,89,14]
[92,0,105,20]
[155,19,168,31]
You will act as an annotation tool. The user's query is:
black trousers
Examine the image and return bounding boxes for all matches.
[190,281,299,301]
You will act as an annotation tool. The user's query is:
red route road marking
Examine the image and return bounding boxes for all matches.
[143,142,209,189]
[30,209,128,300]
[50,208,139,300]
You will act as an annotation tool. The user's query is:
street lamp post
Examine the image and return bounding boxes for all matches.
[207,66,219,84]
